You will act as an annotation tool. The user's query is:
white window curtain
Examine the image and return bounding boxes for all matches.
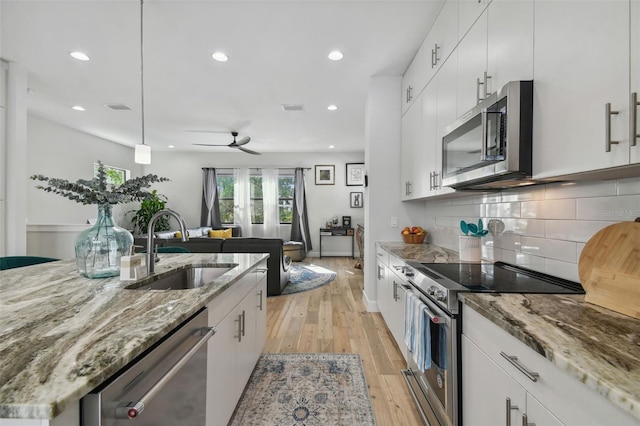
[262,168,279,238]
[234,168,251,233]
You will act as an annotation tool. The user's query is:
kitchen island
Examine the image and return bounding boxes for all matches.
[376,241,640,423]
[0,253,268,422]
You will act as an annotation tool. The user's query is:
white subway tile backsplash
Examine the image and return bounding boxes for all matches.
[520,236,577,263]
[521,199,576,220]
[500,186,546,202]
[486,202,521,218]
[576,243,586,262]
[544,180,617,200]
[577,195,640,221]
[489,233,521,251]
[545,220,615,243]
[617,176,640,195]
[496,218,545,237]
[544,258,580,282]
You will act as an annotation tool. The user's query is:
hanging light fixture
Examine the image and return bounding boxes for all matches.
[135,0,151,164]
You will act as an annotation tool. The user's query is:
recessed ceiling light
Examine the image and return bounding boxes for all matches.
[212,52,229,62]
[71,105,86,111]
[328,50,344,61]
[168,145,175,149]
[329,145,335,149]
[327,105,338,111]
[70,51,90,61]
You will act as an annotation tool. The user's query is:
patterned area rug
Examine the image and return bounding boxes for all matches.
[229,353,377,426]
[276,263,337,296]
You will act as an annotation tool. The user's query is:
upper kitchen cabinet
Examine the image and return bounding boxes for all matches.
[402,47,426,115]
[457,0,533,116]
[401,93,424,200]
[421,0,459,87]
[631,0,640,165]
[533,1,631,179]
[458,0,491,40]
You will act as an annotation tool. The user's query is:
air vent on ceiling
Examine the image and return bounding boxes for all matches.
[104,103,132,111]
[281,104,305,111]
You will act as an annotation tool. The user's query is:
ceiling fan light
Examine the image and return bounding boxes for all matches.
[71,105,86,111]
[212,51,229,62]
[135,144,151,164]
[70,51,90,61]
[328,50,344,61]
[327,104,338,111]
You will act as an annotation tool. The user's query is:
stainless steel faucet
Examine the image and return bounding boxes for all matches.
[146,209,189,274]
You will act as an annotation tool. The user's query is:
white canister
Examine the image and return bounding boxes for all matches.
[459,235,482,262]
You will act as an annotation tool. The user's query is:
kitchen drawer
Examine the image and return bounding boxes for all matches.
[207,269,259,327]
[375,243,389,266]
[462,304,637,426]
[388,253,406,275]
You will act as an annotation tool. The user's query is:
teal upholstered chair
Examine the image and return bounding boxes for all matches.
[0,256,59,271]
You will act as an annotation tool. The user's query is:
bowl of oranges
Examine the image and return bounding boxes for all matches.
[401,226,427,244]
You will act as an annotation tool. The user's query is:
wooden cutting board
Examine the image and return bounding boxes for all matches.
[578,220,640,319]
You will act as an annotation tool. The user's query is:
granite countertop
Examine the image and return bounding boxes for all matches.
[461,293,640,422]
[0,253,268,419]
[376,240,640,422]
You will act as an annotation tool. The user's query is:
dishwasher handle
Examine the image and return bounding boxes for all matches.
[116,327,216,419]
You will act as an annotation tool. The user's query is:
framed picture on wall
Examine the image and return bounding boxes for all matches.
[350,192,363,208]
[315,165,335,185]
[346,163,365,186]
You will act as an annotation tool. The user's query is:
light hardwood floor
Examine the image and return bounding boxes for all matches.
[264,256,423,425]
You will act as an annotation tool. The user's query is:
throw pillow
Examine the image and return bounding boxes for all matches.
[209,228,232,238]
[155,231,176,239]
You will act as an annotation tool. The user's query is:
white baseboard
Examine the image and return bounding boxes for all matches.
[363,289,379,312]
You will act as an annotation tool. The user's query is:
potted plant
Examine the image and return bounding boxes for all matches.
[459,219,488,262]
[30,161,169,278]
[128,189,170,235]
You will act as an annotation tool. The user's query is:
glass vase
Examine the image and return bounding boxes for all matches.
[75,204,134,278]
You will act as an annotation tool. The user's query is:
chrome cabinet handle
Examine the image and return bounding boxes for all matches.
[605,102,620,152]
[631,92,639,147]
[433,172,440,189]
[377,264,384,280]
[506,397,519,426]
[431,44,441,68]
[406,85,413,103]
[116,327,216,419]
[393,281,399,301]
[241,310,246,337]
[258,289,264,311]
[483,71,492,98]
[407,181,412,195]
[522,413,535,426]
[477,77,484,104]
[235,312,243,342]
[500,351,540,382]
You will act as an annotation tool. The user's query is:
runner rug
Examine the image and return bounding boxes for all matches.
[229,353,377,425]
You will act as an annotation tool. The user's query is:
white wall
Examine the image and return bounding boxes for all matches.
[420,177,640,282]
[143,150,365,258]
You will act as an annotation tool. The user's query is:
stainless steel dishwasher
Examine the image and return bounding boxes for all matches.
[81,308,215,425]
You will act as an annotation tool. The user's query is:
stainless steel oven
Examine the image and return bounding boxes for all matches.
[82,308,215,425]
[441,80,533,190]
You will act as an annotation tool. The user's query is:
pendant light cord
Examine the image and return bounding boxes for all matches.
[140,0,145,146]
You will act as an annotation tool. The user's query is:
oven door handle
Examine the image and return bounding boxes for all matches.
[406,286,447,324]
[115,327,217,420]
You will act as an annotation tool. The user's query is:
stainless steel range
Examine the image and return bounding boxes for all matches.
[400,261,584,426]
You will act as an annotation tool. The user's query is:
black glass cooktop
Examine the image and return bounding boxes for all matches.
[418,261,584,294]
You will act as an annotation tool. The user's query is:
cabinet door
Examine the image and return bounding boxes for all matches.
[462,335,526,426]
[526,393,564,426]
[486,0,533,95]
[206,308,240,426]
[388,271,409,361]
[422,81,439,197]
[376,260,389,319]
[456,11,488,116]
[402,48,426,114]
[236,289,257,393]
[458,0,491,40]
[401,95,423,200]
[254,275,267,358]
[631,0,640,164]
[533,1,630,179]
[422,0,459,85]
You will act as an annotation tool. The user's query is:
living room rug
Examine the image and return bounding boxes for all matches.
[277,263,337,296]
[229,353,377,426]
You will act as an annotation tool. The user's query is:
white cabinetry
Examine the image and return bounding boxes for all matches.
[421,0,459,87]
[206,262,267,426]
[458,0,490,40]
[457,0,533,116]
[401,94,423,200]
[402,48,426,114]
[631,0,640,164]
[532,1,631,179]
[462,304,638,426]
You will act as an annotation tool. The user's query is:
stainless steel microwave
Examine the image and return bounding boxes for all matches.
[441,80,533,190]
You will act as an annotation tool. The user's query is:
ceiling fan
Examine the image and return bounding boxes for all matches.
[193,131,261,155]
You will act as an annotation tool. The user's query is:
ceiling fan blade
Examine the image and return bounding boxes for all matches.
[187,129,229,134]
[235,136,251,146]
[237,146,261,155]
[192,143,231,147]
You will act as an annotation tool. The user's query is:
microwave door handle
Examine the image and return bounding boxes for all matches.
[481,109,489,161]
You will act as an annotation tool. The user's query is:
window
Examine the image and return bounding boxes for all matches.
[250,175,263,224]
[94,163,130,185]
[278,175,294,224]
[217,174,235,224]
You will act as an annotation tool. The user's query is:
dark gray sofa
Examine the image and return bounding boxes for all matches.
[135,236,291,296]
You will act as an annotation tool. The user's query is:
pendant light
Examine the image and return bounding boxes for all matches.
[134,0,151,164]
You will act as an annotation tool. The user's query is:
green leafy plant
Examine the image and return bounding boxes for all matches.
[30,160,169,206]
[128,189,171,235]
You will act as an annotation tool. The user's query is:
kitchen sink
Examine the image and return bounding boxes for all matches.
[125,266,233,291]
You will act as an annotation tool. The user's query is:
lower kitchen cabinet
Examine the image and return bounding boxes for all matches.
[206,262,267,426]
[462,304,638,426]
